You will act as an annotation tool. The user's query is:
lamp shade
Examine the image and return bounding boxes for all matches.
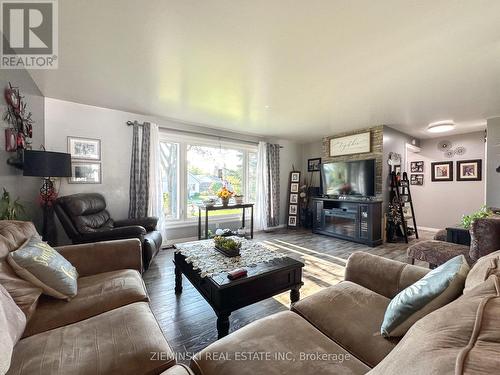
[23,150,72,177]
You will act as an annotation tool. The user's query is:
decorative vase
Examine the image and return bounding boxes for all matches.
[221,197,230,207]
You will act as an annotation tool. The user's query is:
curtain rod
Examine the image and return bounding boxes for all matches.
[126,120,283,148]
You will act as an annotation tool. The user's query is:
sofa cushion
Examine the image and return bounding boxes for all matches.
[465,249,500,293]
[0,284,26,374]
[9,302,175,375]
[191,311,370,375]
[368,275,500,375]
[0,260,42,320]
[0,221,38,260]
[381,255,469,337]
[24,269,148,337]
[292,281,397,368]
[8,236,78,300]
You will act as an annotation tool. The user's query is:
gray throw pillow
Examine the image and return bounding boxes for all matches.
[381,255,469,337]
[7,237,78,300]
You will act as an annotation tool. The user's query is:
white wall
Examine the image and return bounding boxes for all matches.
[45,98,300,243]
[486,117,500,208]
[407,131,486,229]
[301,140,323,188]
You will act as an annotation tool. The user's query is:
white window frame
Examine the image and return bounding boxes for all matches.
[159,130,257,227]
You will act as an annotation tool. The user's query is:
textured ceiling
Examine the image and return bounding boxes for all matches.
[30,0,500,141]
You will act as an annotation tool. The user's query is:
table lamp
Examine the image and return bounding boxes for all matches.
[23,150,72,243]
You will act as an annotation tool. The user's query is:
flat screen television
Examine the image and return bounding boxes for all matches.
[321,159,376,197]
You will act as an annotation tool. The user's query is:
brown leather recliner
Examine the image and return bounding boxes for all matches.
[54,193,162,271]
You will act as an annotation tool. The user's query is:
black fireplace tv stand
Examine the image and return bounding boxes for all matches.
[312,197,382,247]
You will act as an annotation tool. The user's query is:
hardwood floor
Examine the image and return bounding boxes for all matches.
[143,229,433,361]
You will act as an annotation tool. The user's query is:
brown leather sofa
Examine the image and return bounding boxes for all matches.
[0,220,185,375]
[54,193,162,270]
[186,251,500,374]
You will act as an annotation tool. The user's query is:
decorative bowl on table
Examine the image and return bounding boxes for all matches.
[213,236,242,257]
[234,195,244,204]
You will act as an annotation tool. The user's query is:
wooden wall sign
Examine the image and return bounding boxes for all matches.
[330,131,371,157]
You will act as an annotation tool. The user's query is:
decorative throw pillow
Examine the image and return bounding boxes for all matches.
[381,255,469,337]
[464,250,500,293]
[0,283,26,374]
[7,237,78,300]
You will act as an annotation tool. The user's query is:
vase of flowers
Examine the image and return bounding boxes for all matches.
[217,187,233,207]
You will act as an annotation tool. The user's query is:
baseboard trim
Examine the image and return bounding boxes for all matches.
[417,226,441,232]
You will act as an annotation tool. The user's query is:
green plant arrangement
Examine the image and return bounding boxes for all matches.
[213,236,242,257]
[461,205,493,229]
[0,188,25,220]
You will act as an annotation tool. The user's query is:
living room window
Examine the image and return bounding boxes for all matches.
[159,131,257,225]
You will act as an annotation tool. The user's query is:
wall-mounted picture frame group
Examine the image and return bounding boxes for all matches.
[430,159,483,182]
[307,158,321,172]
[410,161,424,173]
[410,174,424,185]
[69,162,102,184]
[287,171,301,227]
[68,137,101,160]
[456,159,482,181]
[431,161,453,182]
[67,136,102,184]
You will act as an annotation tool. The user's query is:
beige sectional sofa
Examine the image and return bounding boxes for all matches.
[189,251,500,374]
[0,220,181,375]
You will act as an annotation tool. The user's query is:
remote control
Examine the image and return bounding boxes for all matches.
[227,268,247,280]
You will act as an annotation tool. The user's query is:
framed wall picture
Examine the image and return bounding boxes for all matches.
[307,158,321,172]
[410,174,424,185]
[456,159,482,181]
[68,136,101,160]
[431,161,453,182]
[287,171,301,228]
[69,162,102,184]
[329,131,370,157]
[410,161,424,173]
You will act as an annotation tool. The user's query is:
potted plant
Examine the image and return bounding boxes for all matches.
[214,236,242,257]
[0,188,25,220]
[462,205,493,229]
[217,187,234,207]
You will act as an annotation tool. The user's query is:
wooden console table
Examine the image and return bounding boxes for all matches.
[198,203,254,240]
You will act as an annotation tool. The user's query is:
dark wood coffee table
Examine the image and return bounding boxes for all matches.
[173,248,304,339]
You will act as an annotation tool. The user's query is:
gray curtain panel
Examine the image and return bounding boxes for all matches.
[128,122,140,218]
[128,122,151,218]
[266,143,280,227]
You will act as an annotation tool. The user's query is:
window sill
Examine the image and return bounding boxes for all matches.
[166,215,249,229]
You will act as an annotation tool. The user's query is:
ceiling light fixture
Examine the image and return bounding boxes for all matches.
[427,120,456,133]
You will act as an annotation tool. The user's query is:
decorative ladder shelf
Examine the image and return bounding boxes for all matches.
[389,171,419,243]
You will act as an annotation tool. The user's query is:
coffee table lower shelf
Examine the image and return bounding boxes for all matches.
[173,251,304,339]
